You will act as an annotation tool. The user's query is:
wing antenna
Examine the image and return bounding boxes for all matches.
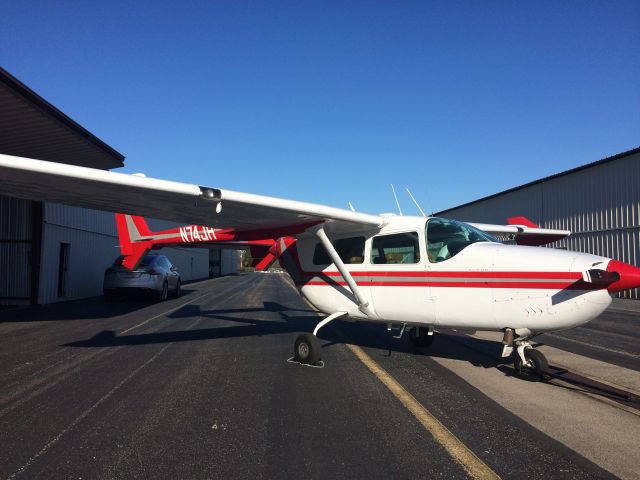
[348,202,356,212]
[390,184,403,216]
[405,188,427,217]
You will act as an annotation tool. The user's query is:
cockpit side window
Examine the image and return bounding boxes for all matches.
[426,218,496,263]
[370,232,420,264]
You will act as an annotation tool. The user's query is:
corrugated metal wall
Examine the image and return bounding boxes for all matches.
[0,196,33,306]
[438,151,640,299]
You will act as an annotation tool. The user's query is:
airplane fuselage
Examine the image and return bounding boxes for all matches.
[280,216,614,337]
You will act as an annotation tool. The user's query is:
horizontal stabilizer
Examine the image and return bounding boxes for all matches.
[470,219,570,247]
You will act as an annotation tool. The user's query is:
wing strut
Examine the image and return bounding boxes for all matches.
[313,226,374,317]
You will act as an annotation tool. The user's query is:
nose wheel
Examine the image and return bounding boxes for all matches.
[514,345,548,379]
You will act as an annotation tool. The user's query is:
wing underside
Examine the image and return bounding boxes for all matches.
[0,154,571,245]
[0,154,384,234]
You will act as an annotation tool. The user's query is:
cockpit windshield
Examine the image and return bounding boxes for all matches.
[426,218,497,263]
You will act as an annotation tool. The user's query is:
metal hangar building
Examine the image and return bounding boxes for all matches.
[437,147,640,299]
[0,67,236,307]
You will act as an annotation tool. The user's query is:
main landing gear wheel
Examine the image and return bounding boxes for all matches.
[294,333,321,365]
[409,327,435,348]
[514,348,548,380]
[158,280,169,301]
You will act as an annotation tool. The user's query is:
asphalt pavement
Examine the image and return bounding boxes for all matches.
[538,299,640,371]
[0,273,636,479]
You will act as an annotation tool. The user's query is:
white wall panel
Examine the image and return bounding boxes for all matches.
[155,246,210,281]
[221,249,238,275]
[37,204,235,303]
[38,222,117,304]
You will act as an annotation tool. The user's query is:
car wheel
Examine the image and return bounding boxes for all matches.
[174,279,181,298]
[157,280,168,301]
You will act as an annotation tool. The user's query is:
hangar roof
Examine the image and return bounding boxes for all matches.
[0,67,124,170]
[437,146,640,215]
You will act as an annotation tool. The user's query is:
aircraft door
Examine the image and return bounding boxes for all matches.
[297,235,373,318]
[425,218,499,329]
[368,230,435,324]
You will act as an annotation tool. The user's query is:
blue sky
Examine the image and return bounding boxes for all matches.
[2,1,639,215]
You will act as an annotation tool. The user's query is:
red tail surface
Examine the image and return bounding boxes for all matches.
[115,213,153,269]
[114,213,280,270]
[507,216,539,228]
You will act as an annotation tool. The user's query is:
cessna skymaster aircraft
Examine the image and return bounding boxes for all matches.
[1,153,639,378]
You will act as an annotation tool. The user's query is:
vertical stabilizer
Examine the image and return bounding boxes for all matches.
[114,213,153,269]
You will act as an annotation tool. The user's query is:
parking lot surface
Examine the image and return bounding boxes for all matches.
[0,273,637,479]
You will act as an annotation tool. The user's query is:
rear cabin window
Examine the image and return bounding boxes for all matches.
[371,232,420,264]
[313,237,366,265]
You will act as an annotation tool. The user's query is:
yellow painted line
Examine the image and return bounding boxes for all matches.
[345,343,501,480]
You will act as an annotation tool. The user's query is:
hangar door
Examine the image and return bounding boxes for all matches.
[0,196,41,306]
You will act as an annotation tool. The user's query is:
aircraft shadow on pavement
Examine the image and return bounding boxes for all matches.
[64,301,319,348]
[332,322,509,369]
[63,299,514,373]
[0,292,189,323]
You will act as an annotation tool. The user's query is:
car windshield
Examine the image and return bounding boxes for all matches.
[426,218,497,263]
[140,255,157,267]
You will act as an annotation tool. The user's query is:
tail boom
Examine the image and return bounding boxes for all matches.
[114,213,279,270]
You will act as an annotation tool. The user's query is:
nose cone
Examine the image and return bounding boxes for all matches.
[607,260,640,293]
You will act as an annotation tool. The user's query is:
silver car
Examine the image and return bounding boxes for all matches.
[103,254,181,301]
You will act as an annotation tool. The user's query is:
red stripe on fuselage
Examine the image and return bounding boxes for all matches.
[300,280,595,289]
[303,270,581,279]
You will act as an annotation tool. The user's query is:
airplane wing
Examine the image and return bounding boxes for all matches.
[469,221,570,246]
[0,154,385,235]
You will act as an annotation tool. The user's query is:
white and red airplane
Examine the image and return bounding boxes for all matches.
[1,153,639,377]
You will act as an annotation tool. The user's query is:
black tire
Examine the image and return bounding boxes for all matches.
[104,291,116,303]
[294,333,321,365]
[157,280,169,301]
[514,348,548,379]
[409,327,435,348]
[174,279,182,298]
